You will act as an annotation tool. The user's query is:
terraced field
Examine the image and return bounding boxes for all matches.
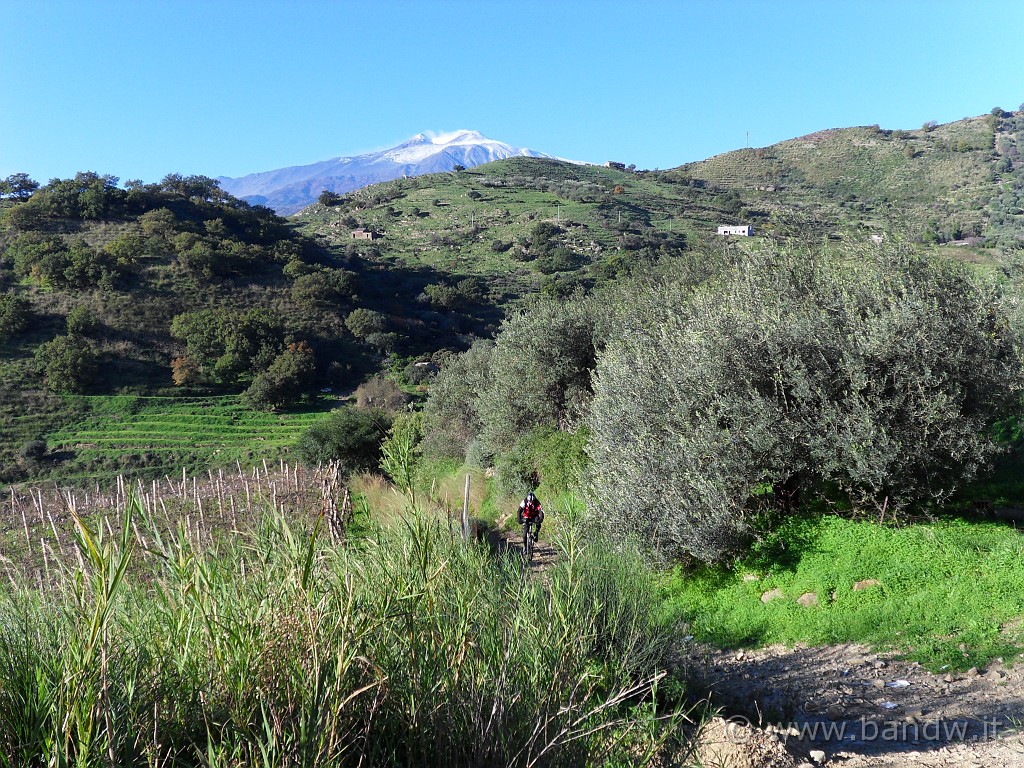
[40,394,333,483]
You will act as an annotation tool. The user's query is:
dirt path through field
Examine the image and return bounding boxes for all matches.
[684,640,1024,767]
[491,512,559,572]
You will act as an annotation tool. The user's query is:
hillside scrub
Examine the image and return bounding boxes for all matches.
[0,496,685,766]
[587,241,1024,564]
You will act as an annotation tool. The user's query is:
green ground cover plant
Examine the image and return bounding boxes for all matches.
[661,515,1024,671]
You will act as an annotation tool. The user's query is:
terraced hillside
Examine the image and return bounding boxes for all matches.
[40,394,329,484]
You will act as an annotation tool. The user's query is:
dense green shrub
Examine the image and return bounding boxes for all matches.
[65,306,99,337]
[34,334,99,393]
[587,242,1024,563]
[344,308,388,339]
[290,268,356,309]
[0,293,31,340]
[18,438,47,468]
[170,308,284,385]
[243,341,317,410]
[296,406,390,472]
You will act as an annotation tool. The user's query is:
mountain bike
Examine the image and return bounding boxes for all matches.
[522,519,536,563]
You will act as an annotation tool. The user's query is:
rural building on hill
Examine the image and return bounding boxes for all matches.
[350,228,380,240]
[717,224,754,236]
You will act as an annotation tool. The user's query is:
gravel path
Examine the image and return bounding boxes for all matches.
[684,641,1024,767]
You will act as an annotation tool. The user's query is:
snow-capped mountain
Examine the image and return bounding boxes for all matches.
[218,130,556,215]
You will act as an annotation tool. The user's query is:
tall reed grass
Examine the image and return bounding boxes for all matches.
[0,482,686,767]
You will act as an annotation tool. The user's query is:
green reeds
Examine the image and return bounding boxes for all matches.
[0,486,685,767]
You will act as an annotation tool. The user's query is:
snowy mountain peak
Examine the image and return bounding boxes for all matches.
[430,129,488,145]
[218,130,557,215]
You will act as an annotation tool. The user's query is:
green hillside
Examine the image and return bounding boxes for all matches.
[293,157,696,298]
[678,111,1024,246]
[2,109,1022,485]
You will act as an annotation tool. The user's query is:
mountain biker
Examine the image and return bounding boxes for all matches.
[517,492,544,541]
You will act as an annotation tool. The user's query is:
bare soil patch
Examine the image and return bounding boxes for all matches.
[682,641,1024,767]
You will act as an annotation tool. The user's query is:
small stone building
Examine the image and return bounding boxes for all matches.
[350,228,380,240]
[717,224,754,237]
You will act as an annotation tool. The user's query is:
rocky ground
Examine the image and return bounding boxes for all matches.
[685,641,1024,767]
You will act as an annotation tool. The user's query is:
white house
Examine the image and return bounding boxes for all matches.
[717,225,753,236]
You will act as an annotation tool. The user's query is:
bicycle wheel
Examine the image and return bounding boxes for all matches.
[523,523,534,563]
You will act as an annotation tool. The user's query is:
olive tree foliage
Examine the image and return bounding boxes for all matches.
[421,294,607,465]
[587,243,1024,564]
[475,298,604,453]
[421,259,725,468]
[421,339,495,459]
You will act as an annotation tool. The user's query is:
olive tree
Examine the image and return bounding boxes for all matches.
[587,243,1024,563]
[421,339,495,459]
[474,296,604,454]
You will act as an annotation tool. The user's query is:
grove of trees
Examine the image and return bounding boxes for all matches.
[424,241,1024,563]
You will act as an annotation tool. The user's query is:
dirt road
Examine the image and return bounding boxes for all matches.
[686,641,1024,767]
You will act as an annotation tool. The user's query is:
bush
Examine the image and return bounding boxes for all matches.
[344,308,388,339]
[353,375,409,413]
[18,439,47,468]
[65,306,98,337]
[534,247,583,274]
[170,308,284,385]
[243,341,317,410]
[33,334,98,393]
[0,294,30,340]
[296,406,391,472]
[587,243,1024,564]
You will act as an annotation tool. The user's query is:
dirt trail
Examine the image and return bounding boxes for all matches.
[491,512,559,572]
[684,641,1024,767]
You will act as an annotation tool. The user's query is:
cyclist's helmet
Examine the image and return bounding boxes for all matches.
[526,492,536,503]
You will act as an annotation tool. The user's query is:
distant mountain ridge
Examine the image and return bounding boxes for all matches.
[218,130,556,214]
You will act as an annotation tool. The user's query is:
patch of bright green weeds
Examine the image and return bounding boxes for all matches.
[661,515,1024,671]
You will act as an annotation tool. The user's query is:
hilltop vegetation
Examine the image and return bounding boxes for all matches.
[678,108,1024,248]
[2,108,1023,486]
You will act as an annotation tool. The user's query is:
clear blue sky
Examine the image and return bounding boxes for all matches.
[2,0,1022,184]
